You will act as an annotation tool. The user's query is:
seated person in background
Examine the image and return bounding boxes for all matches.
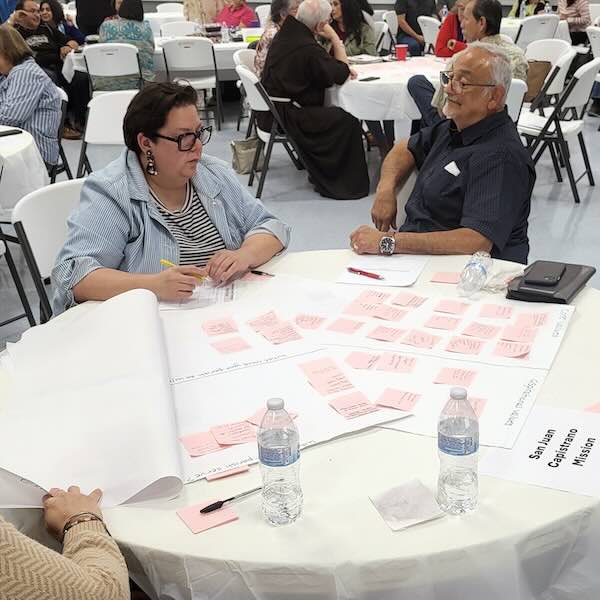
[97,0,154,91]
[52,83,290,315]
[351,44,535,265]
[254,0,301,76]
[408,0,527,129]
[1,485,129,600]
[435,0,467,57]
[508,0,545,17]
[216,0,257,27]
[259,0,369,200]
[558,0,591,45]
[40,0,85,45]
[0,24,61,166]
[75,0,115,36]
[184,0,225,27]
[394,0,437,57]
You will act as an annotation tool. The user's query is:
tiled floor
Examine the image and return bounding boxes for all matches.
[1,101,599,349]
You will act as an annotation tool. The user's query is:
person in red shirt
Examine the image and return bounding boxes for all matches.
[215,0,257,27]
[435,0,467,56]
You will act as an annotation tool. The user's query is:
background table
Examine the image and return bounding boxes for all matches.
[501,17,575,46]
[3,251,600,600]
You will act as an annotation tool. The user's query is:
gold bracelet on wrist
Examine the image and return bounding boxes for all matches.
[61,512,110,542]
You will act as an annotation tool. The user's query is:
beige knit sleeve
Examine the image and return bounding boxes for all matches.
[0,516,130,600]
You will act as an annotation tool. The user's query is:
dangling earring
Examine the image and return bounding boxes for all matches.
[145,150,158,176]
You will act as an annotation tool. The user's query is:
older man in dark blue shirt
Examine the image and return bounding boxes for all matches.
[350,43,535,264]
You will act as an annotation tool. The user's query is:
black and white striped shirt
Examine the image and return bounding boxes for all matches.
[150,183,226,266]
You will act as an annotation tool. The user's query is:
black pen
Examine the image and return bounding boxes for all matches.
[200,486,262,514]
[250,269,275,277]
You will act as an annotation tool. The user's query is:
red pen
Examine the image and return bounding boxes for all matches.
[347,267,385,280]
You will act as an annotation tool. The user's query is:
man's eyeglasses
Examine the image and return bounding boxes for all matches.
[440,71,496,94]
[22,7,40,13]
[153,126,212,151]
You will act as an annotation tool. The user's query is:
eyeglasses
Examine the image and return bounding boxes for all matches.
[22,7,40,13]
[153,126,212,151]
[440,71,496,94]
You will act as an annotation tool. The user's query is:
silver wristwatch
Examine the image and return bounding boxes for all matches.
[379,235,396,256]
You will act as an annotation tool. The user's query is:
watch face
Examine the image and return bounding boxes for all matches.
[380,236,395,255]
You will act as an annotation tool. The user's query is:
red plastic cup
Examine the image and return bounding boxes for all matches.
[395,44,408,61]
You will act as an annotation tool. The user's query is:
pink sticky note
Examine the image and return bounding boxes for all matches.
[206,466,250,481]
[494,340,531,358]
[515,312,548,328]
[179,431,229,457]
[299,357,354,396]
[210,421,256,445]
[345,351,381,370]
[391,292,427,307]
[584,402,600,413]
[375,352,417,373]
[202,317,238,336]
[356,290,390,304]
[434,299,469,315]
[501,325,538,344]
[177,501,238,534]
[248,311,281,332]
[328,391,379,419]
[430,272,461,284]
[367,325,406,342]
[425,315,461,331]
[240,272,271,282]
[376,388,420,411]
[260,322,302,344]
[469,397,487,418]
[403,329,440,349]
[343,301,380,317]
[246,407,298,427]
[445,336,484,355]
[373,305,408,322]
[327,318,364,334]
[211,336,251,354]
[462,322,501,339]
[479,304,514,319]
[434,367,477,386]
[295,314,326,330]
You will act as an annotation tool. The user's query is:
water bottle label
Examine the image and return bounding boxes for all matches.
[259,445,299,467]
[438,433,478,456]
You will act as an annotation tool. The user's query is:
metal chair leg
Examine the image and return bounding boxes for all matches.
[560,139,580,203]
[248,138,264,187]
[245,112,255,139]
[76,143,88,178]
[578,132,595,186]
[60,145,73,180]
[548,142,563,183]
[3,244,36,327]
[256,135,275,199]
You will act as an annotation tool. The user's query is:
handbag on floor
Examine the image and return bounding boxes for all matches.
[230,137,264,174]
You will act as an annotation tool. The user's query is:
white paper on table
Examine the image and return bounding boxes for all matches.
[480,406,600,497]
[159,281,236,311]
[0,290,183,508]
[337,255,429,287]
[370,479,444,531]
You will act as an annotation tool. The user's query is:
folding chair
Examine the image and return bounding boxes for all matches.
[514,14,559,50]
[156,2,185,13]
[48,85,73,184]
[417,16,441,54]
[161,20,200,37]
[518,58,600,203]
[585,26,600,129]
[506,79,528,121]
[0,234,35,328]
[77,90,137,178]
[235,65,305,199]
[373,21,389,54]
[83,43,142,97]
[373,10,387,22]
[11,179,85,323]
[233,48,257,133]
[383,10,398,46]
[255,4,271,26]
[162,37,223,131]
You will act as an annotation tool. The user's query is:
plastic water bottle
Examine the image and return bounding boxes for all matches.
[258,398,303,526]
[544,1,552,13]
[441,3,449,18]
[519,0,527,18]
[437,387,479,515]
[220,22,230,42]
[457,251,492,297]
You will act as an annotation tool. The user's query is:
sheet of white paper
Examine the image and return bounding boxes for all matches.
[337,255,429,287]
[480,406,600,497]
[159,281,236,311]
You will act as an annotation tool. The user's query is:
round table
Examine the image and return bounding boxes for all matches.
[0,125,49,221]
[5,251,597,600]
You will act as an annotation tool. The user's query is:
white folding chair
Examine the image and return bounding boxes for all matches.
[233,48,257,131]
[49,85,73,183]
[417,15,441,54]
[160,20,200,36]
[514,14,559,50]
[83,43,142,96]
[373,9,387,22]
[373,21,389,53]
[161,37,223,130]
[156,2,184,13]
[518,58,600,203]
[506,78,528,121]
[235,65,305,199]
[383,10,398,45]
[525,40,574,107]
[148,14,183,36]
[590,4,600,24]
[77,90,137,178]
[255,4,271,26]
[11,179,85,322]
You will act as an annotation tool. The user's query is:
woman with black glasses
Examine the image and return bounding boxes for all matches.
[52,83,290,315]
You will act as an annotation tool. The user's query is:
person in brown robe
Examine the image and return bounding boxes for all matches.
[258,0,370,200]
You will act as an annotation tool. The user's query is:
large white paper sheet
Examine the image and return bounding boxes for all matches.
[480,406,600,497]
[337,255,429,287]
[159,281,236,311]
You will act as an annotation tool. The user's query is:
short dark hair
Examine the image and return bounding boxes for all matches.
[118,0,144,21]
[123,82,198,154]
[471,0,501,35]
[15,0,27,11]
[40,0,66,24]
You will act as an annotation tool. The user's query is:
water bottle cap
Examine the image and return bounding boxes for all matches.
[267,397,284,410]
[450,387,467,400]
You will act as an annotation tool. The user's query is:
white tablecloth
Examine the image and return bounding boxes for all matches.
[3,251,600,600]
[0,125,49,221]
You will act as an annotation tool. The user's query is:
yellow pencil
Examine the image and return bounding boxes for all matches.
[160,258,207,282]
